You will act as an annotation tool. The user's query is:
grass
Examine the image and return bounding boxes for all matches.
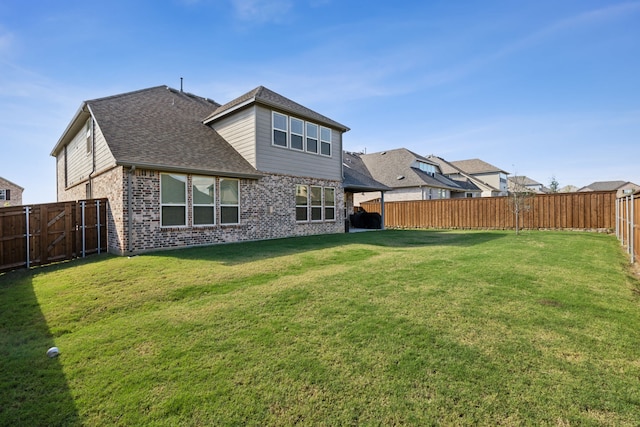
[1,230,640,426]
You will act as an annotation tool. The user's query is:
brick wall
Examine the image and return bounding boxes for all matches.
[120,169,345,255]
[0,177,24,207]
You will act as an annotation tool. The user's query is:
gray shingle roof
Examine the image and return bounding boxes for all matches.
[578,181,632,191]
[84,86,261,178]
[449,158,508,175]
[359,148,464,191]
[204,86,349,132]
[343,152,391,192]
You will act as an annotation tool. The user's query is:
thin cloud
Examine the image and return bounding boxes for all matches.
[231,0,292,23]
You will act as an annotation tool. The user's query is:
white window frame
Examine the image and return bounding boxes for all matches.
[160,173,187,227]
[306,122,319,154]
[192,175,216,226]
[272,112,288,148]
[295,184,308,222]
[220,178,240,225]
[320,126,331,157]
[324,187,335,221]
[0,190,6,201]
[86,118,92,154]
[290,117,305,151]
[310,185,323,221]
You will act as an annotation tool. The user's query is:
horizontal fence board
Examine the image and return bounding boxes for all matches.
[360,191,617,231]
[0,199,108,272]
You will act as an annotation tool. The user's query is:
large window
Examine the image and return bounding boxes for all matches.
[296,185,308,221]
[161,173,187,226]
[193,176,215,225]
[320,127,331,156]
[220,178,240,224]
[273,112,288,147]
[306,122,318,154]
[295,185,336,222]
[324,187,335,220]
[270,111,334,157]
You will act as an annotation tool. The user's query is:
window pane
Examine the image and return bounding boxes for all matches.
[194,206,215,225]
[306,138,317,153]
[162,206,185,226]
[324,188,335,206]
[161,174,186,204]
[274,130,287,147]
[321,141,331,156]
[311,186,322,206]
[306,123,317,138]
[296,185,308,205]
[221,206,239,224]
[296,207,308,221]
[220,179,239,204]
[311,207,322,221]
[325,207,335,220]
[291,117,303,134]
[273,112,287,130]
[193,176,215,205]
[320,127,331,141]
[291,134,303,150]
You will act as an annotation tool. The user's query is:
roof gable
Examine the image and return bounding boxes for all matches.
[55,86,261,178]
[204,86,349,132]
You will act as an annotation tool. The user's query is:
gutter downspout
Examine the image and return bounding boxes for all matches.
[127,166,135,254]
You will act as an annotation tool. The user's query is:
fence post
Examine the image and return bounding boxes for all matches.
[96,200,101,255]
[25,206,30,269]
[81,200,86,258]
[615,197,620,242]
[631,195,635,264]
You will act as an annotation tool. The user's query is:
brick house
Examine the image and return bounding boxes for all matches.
[0,176,24,207]
[51,86,349,254]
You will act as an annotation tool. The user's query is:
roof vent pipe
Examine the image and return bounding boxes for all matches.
[180,77,183,93]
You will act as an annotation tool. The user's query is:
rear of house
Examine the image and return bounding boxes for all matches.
[51,86,348,254]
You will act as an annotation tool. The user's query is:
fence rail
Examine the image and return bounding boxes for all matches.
[360,191,616,231]
[0,199,108,272]
[617,193,639,264]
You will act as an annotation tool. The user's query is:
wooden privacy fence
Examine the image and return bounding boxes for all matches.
[0,199,108,272]
[617,193,639,264]
[360,191,616,231]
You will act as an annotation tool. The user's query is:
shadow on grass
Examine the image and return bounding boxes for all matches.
[0,270,80,426]
[144,229,508,266]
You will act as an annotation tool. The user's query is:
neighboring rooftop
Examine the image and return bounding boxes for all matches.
[342,152,391,193]
[449,158,509,175]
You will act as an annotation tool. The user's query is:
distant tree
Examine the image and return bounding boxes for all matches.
[560,185,579,193]
[548,175,560,193]
[508,175,535,235]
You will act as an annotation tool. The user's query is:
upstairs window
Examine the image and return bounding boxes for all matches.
[320,127,331,156]
[306,122,318,154]
[290,117,304,151]
[0,190,7,201]
[161,173,187,226]
[193,176,216,226]
[273,112,288,147]
[86,119,92,154]
[220,178,240,224]
[418,161,436,175]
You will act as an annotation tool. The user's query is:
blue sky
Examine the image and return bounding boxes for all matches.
[1,0,639,203]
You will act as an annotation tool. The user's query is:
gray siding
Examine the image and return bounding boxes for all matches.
[254,106,342,181]
[66,122,93,187]
[211,106,257,167]
[93,121,116,172]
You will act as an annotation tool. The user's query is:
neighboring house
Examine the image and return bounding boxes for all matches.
[0,176,24,207]
[431,157,509,197]
[342,151,391,212]
[578,181,639,197]
[51,85,349,255]
[350,148,480,205]
[507,176,548,194]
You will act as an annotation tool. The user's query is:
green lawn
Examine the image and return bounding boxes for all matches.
[1,230,639,426]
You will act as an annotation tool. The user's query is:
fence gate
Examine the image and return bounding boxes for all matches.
[0,199,108,272]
